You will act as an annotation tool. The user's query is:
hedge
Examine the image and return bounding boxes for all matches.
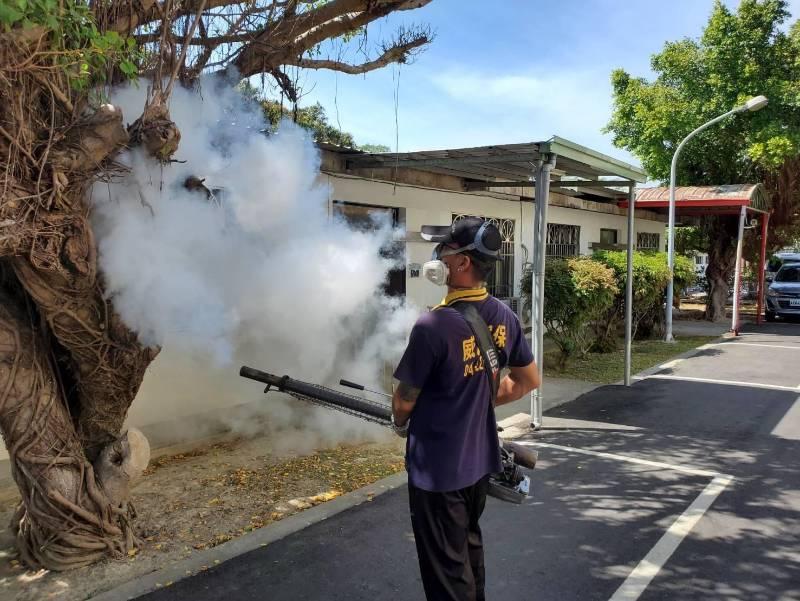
[520,251,695,364]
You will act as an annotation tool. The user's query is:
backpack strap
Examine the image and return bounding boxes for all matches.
[450,301,501,406]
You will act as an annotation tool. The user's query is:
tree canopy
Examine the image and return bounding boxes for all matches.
[607,0,800,185]
[605,0,800,319]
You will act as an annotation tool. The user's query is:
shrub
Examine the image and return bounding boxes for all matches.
[541,258,618,368]
[592,250,695,347]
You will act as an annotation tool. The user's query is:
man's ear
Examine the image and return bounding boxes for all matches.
[456,254,471,272]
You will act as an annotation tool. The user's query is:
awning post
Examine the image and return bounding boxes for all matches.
[530,152,557,430]
[624,185,636,386]
[756,213,770,325]
[731,206,747,335]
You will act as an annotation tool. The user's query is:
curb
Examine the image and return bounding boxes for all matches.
[88,470,408,601]
[624,334,728,383]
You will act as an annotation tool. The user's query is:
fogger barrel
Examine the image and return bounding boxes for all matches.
[239,366,392,425]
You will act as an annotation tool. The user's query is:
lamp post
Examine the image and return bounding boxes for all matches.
[664,95,768,342]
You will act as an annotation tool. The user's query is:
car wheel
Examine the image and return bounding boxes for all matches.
[765,311,776,322]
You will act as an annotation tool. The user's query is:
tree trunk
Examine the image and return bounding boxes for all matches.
[703,217,739,322]
[0,283,150,570]
[0,35,167,570]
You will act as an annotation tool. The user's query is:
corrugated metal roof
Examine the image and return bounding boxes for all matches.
[340,136,647,184]
[631,184,770,213]
[637,184,759,202]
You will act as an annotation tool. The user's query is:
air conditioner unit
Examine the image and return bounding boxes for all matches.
[498,296,522,317]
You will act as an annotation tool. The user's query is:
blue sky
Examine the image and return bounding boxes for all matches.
[289,0,800,166]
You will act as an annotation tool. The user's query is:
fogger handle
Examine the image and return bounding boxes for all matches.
[339,379,365,391]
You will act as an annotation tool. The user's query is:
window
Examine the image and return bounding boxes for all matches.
[452,214,515,298]
[776,266,800,283]
[600,229,618,245]
[637,232,660,252]
[332,201,406,297]
[547,224,580,258]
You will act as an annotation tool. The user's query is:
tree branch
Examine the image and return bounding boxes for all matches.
[291,34,429,74]
[232,0,432,79]
[105,0,246,33]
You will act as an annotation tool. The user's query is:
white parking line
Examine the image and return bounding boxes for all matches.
[608,475,733,601]
[519,441,722,478]
[516,441,733,601]
[638,374,800,392]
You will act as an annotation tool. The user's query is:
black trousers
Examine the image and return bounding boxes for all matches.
[408,475,490,601]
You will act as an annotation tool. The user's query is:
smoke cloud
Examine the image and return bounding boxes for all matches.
[90,77,417,449]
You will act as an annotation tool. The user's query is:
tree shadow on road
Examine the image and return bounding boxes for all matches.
[525,379,800,601]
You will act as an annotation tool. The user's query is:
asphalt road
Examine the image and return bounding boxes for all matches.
[141,322,800,601]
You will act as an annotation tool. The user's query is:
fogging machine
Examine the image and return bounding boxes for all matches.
[239,366,537,504]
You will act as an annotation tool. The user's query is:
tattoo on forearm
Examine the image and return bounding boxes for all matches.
[395,381,421,402]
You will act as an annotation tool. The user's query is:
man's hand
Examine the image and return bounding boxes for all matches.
[392,380,420,436]
[496,362,540,406]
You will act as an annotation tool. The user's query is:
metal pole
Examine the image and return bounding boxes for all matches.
[624,185,636,386]
[530,153,556,430]
[756,213,770,325]
[731,205,747,335]
[666,108,740,342]
[529,160,543,427]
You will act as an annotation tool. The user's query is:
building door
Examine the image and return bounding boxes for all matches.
[331,201,406,297]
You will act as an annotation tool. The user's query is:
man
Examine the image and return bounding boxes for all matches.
[392,217,540,601]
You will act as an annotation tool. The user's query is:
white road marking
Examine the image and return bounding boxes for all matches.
[639,374,800,392]
[711,342,800,351]
[518,441,725,478]
[607,475,733,601]
[515,441,734,601]
[771,399,800,441]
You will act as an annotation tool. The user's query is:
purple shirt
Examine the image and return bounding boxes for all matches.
[394,288,534,492]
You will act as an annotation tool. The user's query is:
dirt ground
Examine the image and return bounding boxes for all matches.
[0,435,405,601]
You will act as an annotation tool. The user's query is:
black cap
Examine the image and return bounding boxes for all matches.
[421,217,502,260]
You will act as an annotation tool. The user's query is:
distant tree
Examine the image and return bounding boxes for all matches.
[606,0,800,321]
[260,99,356,147]
[358,143,391,153]
[675,226,708,258]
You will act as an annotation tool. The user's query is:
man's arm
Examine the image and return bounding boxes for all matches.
[496,361,540,406]
[392,380,421,426]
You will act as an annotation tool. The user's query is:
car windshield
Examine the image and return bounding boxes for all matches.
[775,266,800,282]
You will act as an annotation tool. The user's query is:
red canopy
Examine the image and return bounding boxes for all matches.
[619,184,769,216]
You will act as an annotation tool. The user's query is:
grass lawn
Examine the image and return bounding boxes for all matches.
[544,336,717,384]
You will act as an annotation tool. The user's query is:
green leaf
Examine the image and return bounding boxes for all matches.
[119,60,137,76]
[0,3,24,25]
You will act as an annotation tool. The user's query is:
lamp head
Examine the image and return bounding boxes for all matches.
[737,95,768,113]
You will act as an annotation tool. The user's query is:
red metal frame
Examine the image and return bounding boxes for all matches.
[619,198,749,209]
[756,213,771,325]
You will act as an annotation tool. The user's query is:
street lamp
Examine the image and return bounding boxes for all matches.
[664,95,768,342]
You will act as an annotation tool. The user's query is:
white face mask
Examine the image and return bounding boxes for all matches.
[422,260,449,286]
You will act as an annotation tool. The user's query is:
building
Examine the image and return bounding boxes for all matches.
[319,137,666,314]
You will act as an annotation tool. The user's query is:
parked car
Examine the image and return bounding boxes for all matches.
[766,252,800,283]
[765,262,800,321]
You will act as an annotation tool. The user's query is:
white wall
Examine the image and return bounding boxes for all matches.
[326,173,665,311]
